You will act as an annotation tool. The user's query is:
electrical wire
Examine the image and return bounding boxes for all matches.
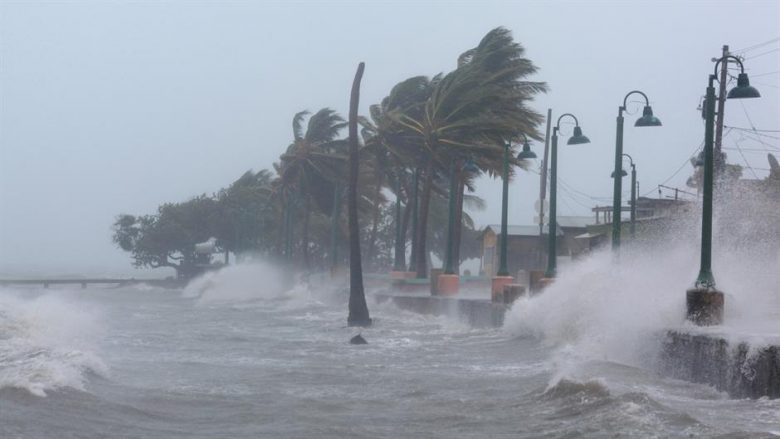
[744,47,780,60]
[640,140,704,197]
[732,134,760,179]
[732,37,780,54]
[750,70,780,78]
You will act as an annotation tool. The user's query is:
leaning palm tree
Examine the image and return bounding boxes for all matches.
[392,27,547,278]
[347,62,371,327]
[275,108,348,269]
[361,75,440,273]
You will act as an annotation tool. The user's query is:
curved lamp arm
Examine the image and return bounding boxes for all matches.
[555,113,580,130]
[622,90,651,111]
[622,153,634,166]
[713,55,746,78]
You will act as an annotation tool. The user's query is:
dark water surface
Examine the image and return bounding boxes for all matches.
[1,272,778,438]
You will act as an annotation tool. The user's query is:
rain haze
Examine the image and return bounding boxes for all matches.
[2,2,780,438]
[1,0,778,276]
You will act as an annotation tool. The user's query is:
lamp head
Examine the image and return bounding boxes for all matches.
[611,169,628,178]
[635,105,662,127]
[567,126,591,145]
[727,73,761,99]
[516,141,537,160]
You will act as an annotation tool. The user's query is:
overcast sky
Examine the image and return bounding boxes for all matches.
[1,0,778,276]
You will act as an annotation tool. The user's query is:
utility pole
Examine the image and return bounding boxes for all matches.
[538,108,552,267]
[714,45,729,170]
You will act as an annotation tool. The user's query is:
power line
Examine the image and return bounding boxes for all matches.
[750,70,780,78]
[724,125,780,133]
[641,140,704,197]
[745,47,780,60]
[733,136,760,179]
[753,80,779,89]
[739,131,780,152]
[732,37,780,54]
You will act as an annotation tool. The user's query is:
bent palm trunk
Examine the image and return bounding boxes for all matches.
[347,62,371,327]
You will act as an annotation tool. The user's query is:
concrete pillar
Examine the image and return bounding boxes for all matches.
[686,288,724,325]
[429,269,443,295]
[437,274,459,296]
[502,284,526,304]
[491,276,514,302]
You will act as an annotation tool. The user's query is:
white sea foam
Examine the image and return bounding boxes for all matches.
[504,186,780,370]
[182,260,318,306]
[0,289,107,396]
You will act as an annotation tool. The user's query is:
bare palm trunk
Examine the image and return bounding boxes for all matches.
[415,158,434,278]
[347,62,371,327]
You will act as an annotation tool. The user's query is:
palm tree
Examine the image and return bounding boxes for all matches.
[391,27,547,278]
[347,62,371,327]
[275,108,348,270]
[361,75,439,273]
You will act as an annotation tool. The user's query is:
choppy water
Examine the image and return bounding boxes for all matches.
[1,261,779,438]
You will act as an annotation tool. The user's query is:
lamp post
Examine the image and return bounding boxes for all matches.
[439,159,480,295]
[687,55,760,326]
[543,113,590,280]
[612,91,661,252]
[611,154,637,238]
[490,138,538,300]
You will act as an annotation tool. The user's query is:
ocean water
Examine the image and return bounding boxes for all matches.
[1,260,779,439]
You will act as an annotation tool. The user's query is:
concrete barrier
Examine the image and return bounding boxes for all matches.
[660,330,779,399]
[375,293,507,328]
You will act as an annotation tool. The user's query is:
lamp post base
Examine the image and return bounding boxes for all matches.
[536,277,555,292]
[491,276,514,302]
[437,274,460,296]
[686,288,724,326]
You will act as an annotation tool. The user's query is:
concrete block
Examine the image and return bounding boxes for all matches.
[437,274,459,296]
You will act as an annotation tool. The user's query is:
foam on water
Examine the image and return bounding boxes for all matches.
[0,289,107,397]
[505,186,780,372]
[183,260,303,305]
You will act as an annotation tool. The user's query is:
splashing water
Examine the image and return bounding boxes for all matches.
[182,260,335,309]
[0,289,107,397]
[504,185,780,373]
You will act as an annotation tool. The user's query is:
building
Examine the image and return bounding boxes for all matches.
[479,216,591,277]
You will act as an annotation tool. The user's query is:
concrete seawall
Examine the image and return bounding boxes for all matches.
[660,330,779,399]
[373,288,778,399]
[374,293,507,328]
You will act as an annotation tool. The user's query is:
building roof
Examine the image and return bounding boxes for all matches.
[555,216,592,228]
[483,224,563,237]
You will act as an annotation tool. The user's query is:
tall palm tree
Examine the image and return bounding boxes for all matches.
[392,27,547,278]
[347,62,371,327]
[361,76,439,273]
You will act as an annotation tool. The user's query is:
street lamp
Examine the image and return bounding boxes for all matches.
[687,55,760,326]
[490,137,538,299]
[611,154,637,239]
[544,113,590,279]
[612,91,661,252]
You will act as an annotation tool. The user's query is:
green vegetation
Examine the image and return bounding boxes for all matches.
[112,27,547,280]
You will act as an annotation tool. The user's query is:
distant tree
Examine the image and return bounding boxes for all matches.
[112,195,220,279]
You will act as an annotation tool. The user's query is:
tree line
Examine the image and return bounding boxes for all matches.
[112,27,548,280]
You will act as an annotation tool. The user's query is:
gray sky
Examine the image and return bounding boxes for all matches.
[1,0,778,276]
